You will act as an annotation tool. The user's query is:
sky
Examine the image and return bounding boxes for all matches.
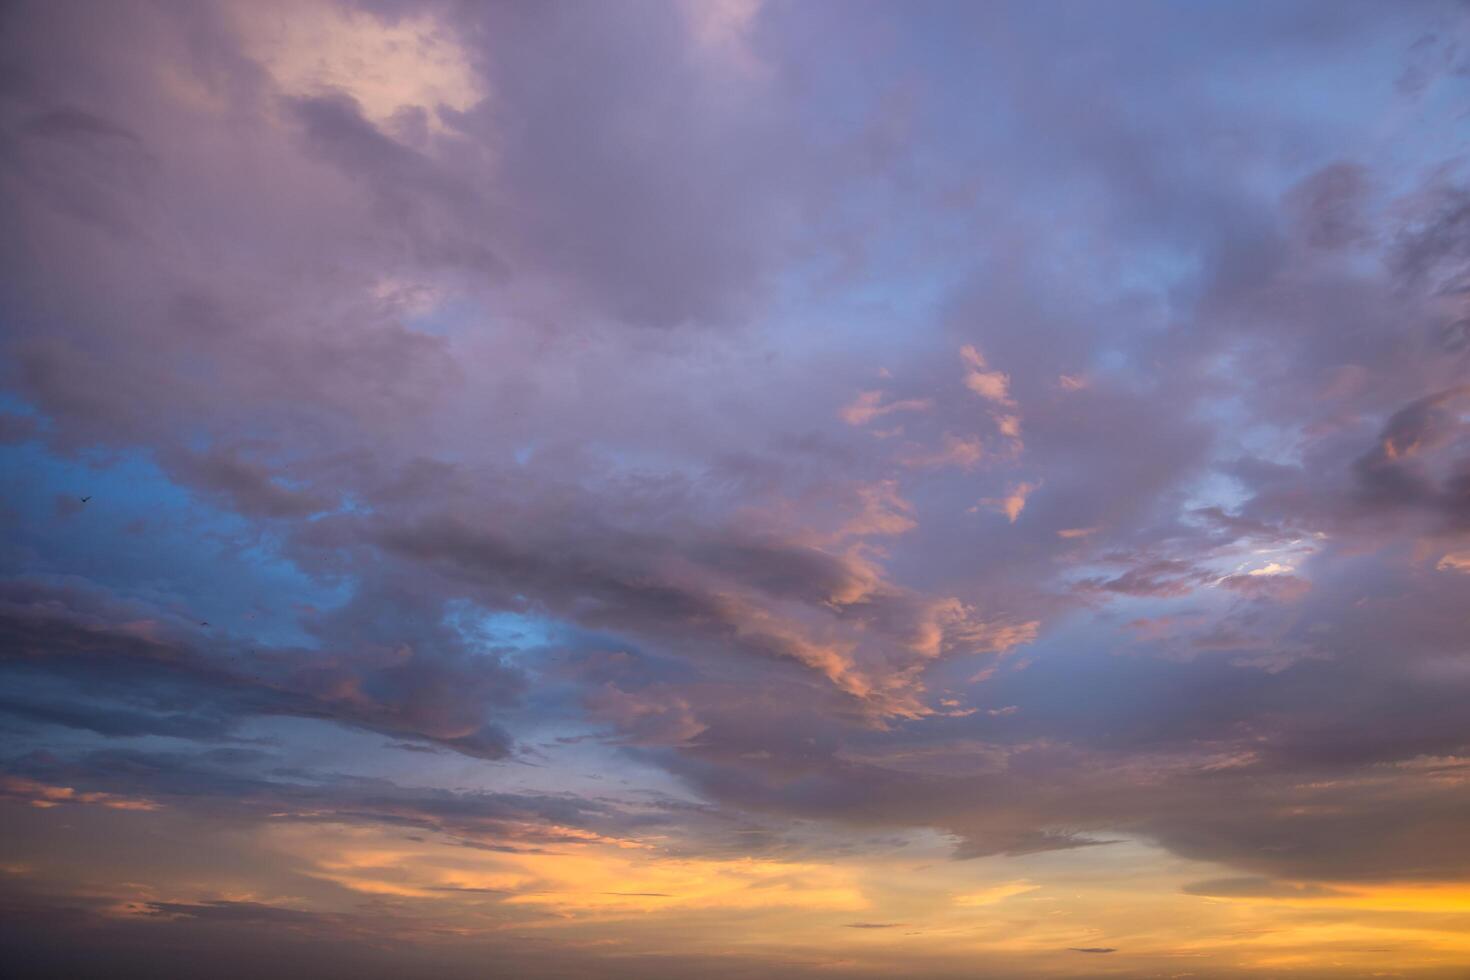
[2,0,1470,976]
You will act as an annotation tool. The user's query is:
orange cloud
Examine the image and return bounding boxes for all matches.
[960,346,1024,446]
[976,481,1039,522]
[0,776,161,812]
[837,481,917,538]
[960,346,1014,406]
[840,390,933,426]
[902,433,984,470]
[953,880,1039,906]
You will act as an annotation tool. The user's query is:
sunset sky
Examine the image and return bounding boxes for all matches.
[3,1,1470,977]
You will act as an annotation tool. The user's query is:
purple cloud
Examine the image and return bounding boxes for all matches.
[2,1,1470,975]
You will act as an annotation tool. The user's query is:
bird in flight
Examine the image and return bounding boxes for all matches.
[79,496,91,503]
[199,621,210,627]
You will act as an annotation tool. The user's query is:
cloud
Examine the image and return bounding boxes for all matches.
[1078,559,1210,598]
[3,2,1470,974]
[161,447,333,519]
[0,744,652,853]
[838,481,918,538]
[236,2,484,127]
[584,682,707,747]
[1216,572,1311,602]
[900,433,985,470]
[1286,162,1371,250]
[0,775,160,811]
[839,390,933,427]
[145,900,331,926]
[952,880,1038,906]
[960,346,1014,406]
[1182,876,1349,899]
[1350,386,1470,530]
[0,578,521,759]
[976,481,1039,523]
[1438,550,1470,573]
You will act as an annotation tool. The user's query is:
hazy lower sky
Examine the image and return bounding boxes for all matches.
[3,1,1470,977]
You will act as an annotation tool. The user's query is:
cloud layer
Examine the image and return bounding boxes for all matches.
[3,1,1470,976]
